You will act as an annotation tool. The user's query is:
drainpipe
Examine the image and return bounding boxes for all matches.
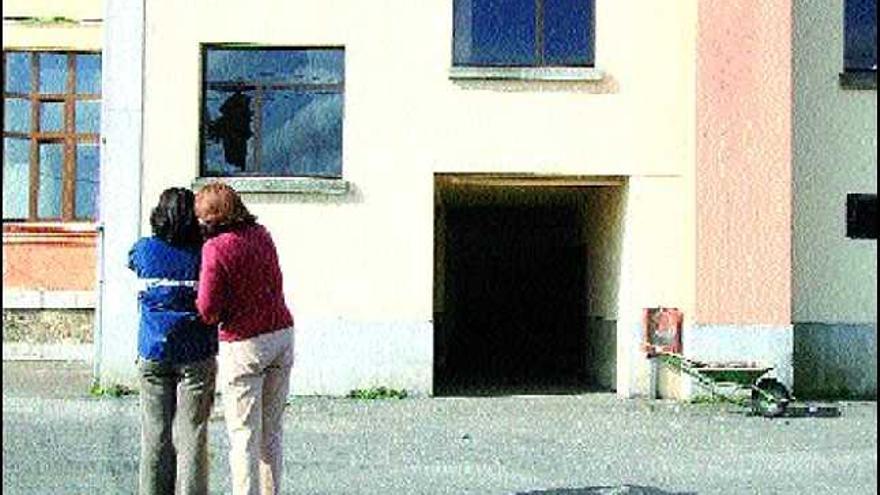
[92,222,105,384]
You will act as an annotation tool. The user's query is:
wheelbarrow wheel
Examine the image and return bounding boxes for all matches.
[751,378,791,418]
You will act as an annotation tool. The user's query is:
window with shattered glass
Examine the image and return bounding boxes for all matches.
[200,46,344,178]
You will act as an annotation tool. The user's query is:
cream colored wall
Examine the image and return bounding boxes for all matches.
[2,0,102,50]
[141,0,697,325]
[793,0,878,323]
[3,0,102,19]
[616,176,692,397]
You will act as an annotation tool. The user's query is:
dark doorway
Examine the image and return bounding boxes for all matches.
[434,188,591,395]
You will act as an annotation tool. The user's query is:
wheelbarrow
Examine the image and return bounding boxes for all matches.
[647,349,792,417]
[640,308,839,418]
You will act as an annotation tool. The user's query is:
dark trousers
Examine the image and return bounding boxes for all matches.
[139,356,217,495]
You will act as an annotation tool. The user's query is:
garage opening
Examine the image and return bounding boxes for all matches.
[434,174,625,396]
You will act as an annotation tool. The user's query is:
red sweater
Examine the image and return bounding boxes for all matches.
[197,223,294,342]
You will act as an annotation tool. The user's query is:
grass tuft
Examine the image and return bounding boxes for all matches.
[347,386,408,400]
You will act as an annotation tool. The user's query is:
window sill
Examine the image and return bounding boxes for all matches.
[192,176,351,195]
[2,289,96,309]
[2,222,98,235]
[839,71,877,90]
[449,66,605,82]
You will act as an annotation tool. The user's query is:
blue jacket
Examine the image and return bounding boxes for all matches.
[128,237,218,363]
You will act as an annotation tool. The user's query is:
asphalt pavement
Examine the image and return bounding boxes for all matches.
[2,361,877,494]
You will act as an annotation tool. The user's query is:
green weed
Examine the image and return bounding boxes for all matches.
[347,386,408,400]
[90,382,137,398]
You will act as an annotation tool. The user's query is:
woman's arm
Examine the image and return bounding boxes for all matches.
[127,239,142,274]
[196,241,226,325]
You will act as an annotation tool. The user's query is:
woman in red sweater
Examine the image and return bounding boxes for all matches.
[194,181,294,495]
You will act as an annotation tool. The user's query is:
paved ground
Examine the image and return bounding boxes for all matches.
[2,361,877,494]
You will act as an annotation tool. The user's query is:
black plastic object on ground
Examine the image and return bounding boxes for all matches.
[751,377,791,418]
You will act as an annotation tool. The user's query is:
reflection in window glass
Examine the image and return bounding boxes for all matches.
[3,138,30,219]
[76,54,101,94]
[453,0,595,67]
[76,100,100,133]
[202,47,344,177]
[206,49,344,85]
[40,102,65,132]
[39,53,68,93]
[3,51,102,222]
[5,52,31,93]
[544,0,593,66]
[4,98,30,133]
[75,144,100,219]
[38,143,63,219]
[454,0,536,66]
[261,92,343,176]
[845,0,878,71]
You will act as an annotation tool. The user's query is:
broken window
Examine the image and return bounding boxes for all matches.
[200,46,344,177]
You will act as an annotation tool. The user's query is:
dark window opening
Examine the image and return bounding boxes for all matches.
[847,193,877,239]
[453,0,595,67]
[200,46,344,178]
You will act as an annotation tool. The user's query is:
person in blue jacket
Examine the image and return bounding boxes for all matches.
[128,187,218,495]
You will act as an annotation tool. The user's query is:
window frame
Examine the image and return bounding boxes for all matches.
[452,0,596,69]
[2,50,101,223]
[198,44,346,179]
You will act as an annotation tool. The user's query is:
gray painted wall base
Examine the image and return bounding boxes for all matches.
[794,323,877,399]
[585,318,617,390]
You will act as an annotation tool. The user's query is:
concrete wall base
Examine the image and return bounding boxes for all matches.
[2,309,94,364]
[794,322,877,399]
[291,318,434,397]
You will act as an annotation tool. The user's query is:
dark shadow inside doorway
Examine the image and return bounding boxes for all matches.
[434,200,591,397]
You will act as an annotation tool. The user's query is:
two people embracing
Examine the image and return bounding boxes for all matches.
[128,182,293,495]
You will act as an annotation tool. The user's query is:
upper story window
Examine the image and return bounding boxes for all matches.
[847,193,877,240]
[453,0,595,67]
[3,51,101,222]
[844,0,877,72]
[200,46,344,178]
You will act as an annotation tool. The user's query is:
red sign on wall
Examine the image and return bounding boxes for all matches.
[642,307,683,356]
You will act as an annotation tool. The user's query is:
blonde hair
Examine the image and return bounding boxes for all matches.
[194,181,256,227]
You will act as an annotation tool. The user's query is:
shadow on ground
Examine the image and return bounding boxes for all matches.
[435,382,611,397]
[515,486,696,495]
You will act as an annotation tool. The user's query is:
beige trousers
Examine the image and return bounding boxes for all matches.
[219,327,294,495]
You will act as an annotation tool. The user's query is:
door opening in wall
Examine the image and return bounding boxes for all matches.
[433,174,624,396]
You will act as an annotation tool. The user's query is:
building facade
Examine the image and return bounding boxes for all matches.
[792,0,877,398]
[2,0,104,361]
[5,0,875,399]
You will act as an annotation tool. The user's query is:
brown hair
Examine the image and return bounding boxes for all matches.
[194,181,256,228]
